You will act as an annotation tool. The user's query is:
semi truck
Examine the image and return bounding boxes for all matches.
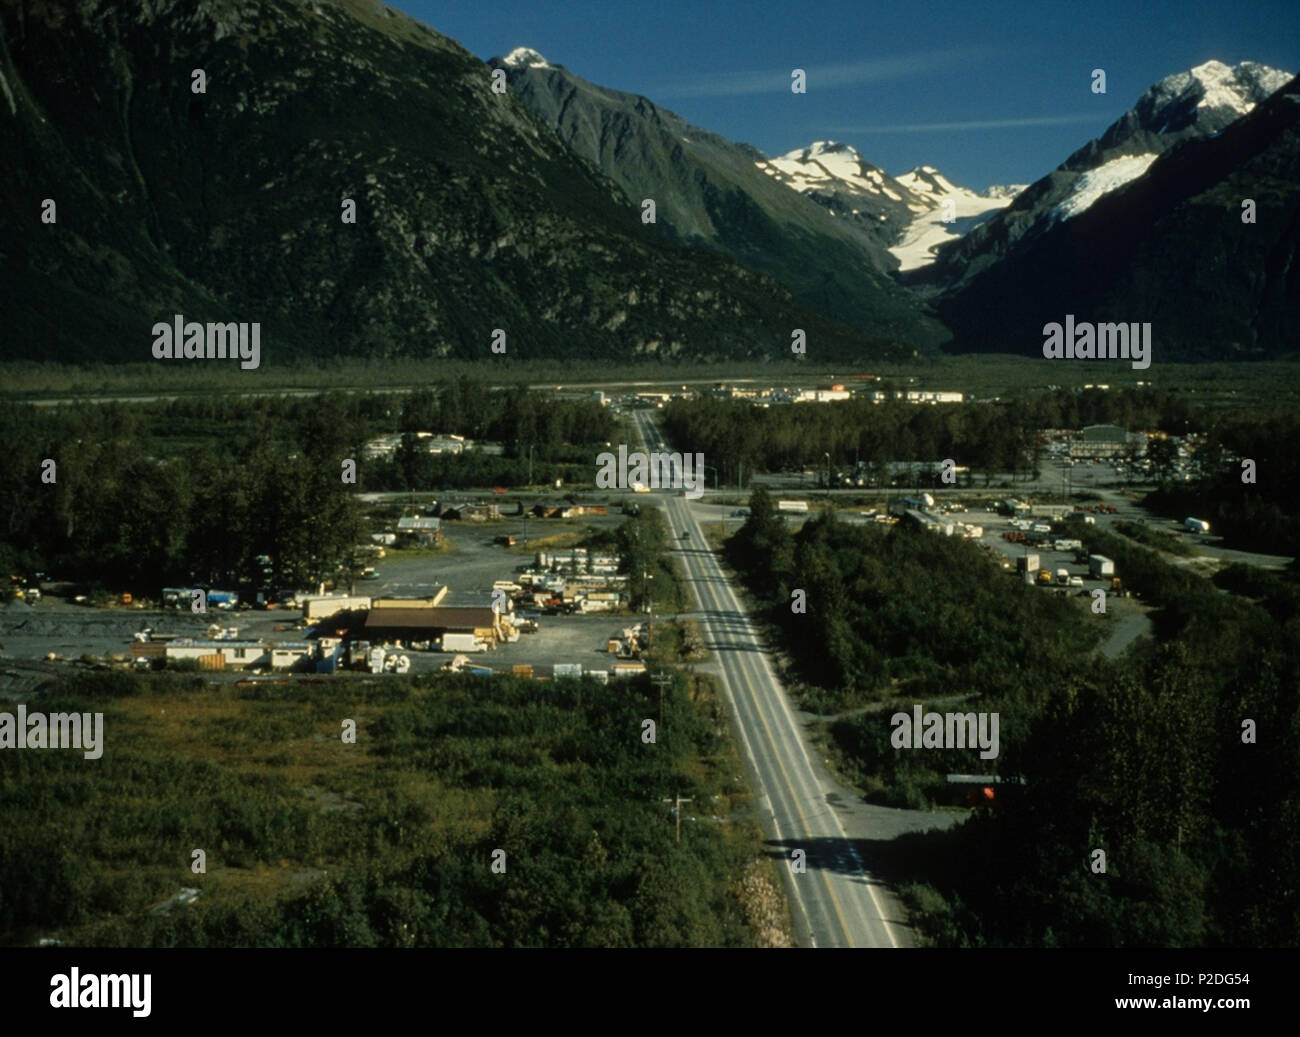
[1089,555,1115,578]
[1016,553,1041,573]
[777,500,810,513]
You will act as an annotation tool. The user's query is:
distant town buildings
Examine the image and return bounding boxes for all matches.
[1070,424,1143,459]
[363,432,471,460]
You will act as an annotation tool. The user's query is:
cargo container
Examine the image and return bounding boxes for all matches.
[1089,555,1115,578]
[553,663,583,679]
[441,633,487,653]
[611,661,647,677]
[511,665,534,679]
[777,500,810,513]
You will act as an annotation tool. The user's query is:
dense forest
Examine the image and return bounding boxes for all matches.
[1144,405,1300,555]
[0,380,615,595]
[0,668,780,947]
[661,387,1200,487]
[665,388,1300,554]
[727,488,1101,801]
[729,489,1300,946]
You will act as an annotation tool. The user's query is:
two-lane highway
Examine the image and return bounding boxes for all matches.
[632,409,903,948]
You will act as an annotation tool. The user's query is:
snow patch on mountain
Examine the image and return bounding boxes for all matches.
[502,47,550,69]
[1051,153,1159,222]
[890,191,1016,271]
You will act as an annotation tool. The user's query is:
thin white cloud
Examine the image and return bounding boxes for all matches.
[825,113,1105,133]
[657,48,992,99]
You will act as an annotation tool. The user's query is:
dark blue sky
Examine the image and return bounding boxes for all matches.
[393,1,1298,190]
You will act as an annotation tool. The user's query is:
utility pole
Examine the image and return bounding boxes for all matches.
[644,569,653,654]
[651,672,673,730]
[661,793,694,844]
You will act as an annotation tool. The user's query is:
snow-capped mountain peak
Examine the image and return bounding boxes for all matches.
[784,140,856,159]
[759,144,1019,270]
[765,140,898,199]
[896,165,964,198]
[1133,59,1291,133]
[501,47,550,69]
[925,57,1294,295]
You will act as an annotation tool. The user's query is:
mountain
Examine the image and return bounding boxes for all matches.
[756,140,924,245]
[930,71,1300,359]
[890,166,1025,272]
[491,51,950,349]
[920,59,1292,295]
[0,1,921,367]
[758,142,1020,271]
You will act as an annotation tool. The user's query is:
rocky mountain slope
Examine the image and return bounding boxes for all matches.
[492,50,950,348]
[919,59,1292,295]
[930,70,1300,359]
[758,141,1023,270]
[0,0,923,366]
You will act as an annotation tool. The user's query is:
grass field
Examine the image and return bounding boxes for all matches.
[0,668,789,947]
[6,356,1299,404]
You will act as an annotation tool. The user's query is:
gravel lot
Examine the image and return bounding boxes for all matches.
[0,513,640,679]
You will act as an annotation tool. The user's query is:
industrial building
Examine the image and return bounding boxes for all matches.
[1071,424,1143,459]
[396,515,442,544]
[361,606,511,648]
